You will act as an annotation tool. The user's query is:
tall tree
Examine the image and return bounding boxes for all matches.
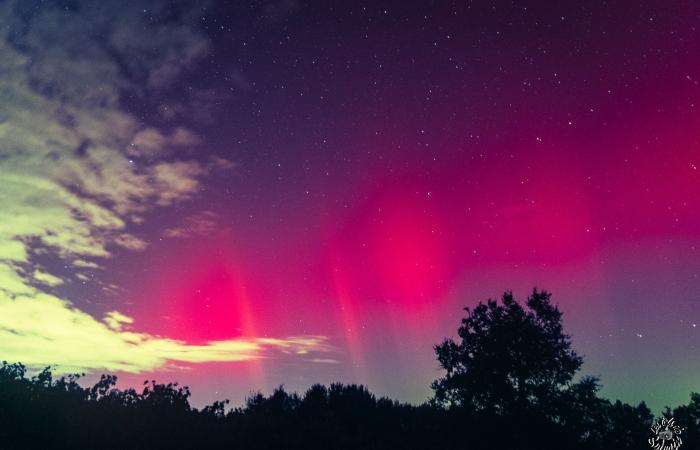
[432,289,583,415]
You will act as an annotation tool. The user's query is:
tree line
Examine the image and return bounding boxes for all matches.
[0,290,698,449]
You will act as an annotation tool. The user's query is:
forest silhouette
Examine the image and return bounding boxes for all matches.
[1,290,697,449]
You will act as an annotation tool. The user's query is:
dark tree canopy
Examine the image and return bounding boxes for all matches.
[432,289,584,415]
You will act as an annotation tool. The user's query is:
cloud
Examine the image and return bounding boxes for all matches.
[0,289,331,374]
[171,127,203,147]
[104,311,134,331]
[113,234,149,252]
[128,127,203,158]
[33,271,64,287]
[0,0,331,374]
[163,211,220,239]
[128,128,169,158]
[73,260,101,269]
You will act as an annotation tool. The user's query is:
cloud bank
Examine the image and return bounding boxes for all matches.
[0,291,329,374]
[0,1,330,374]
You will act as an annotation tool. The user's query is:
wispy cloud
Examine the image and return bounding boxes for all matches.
[0,0,331,373]
[162,211,220,239]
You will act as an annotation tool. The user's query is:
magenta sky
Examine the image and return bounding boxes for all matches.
[2,0,700,412]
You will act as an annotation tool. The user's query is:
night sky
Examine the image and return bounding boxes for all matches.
[2,0,700,412]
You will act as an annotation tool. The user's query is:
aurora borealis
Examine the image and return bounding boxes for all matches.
[1,0,700,412]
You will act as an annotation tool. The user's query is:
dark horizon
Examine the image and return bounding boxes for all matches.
[0,290,693,450]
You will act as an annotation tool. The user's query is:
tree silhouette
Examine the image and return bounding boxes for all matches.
[432,289,585,416]
[669,393,700,449]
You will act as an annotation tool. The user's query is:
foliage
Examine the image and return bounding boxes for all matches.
[432,289,582,414]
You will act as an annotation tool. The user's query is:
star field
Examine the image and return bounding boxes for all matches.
[1,0,700,412]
